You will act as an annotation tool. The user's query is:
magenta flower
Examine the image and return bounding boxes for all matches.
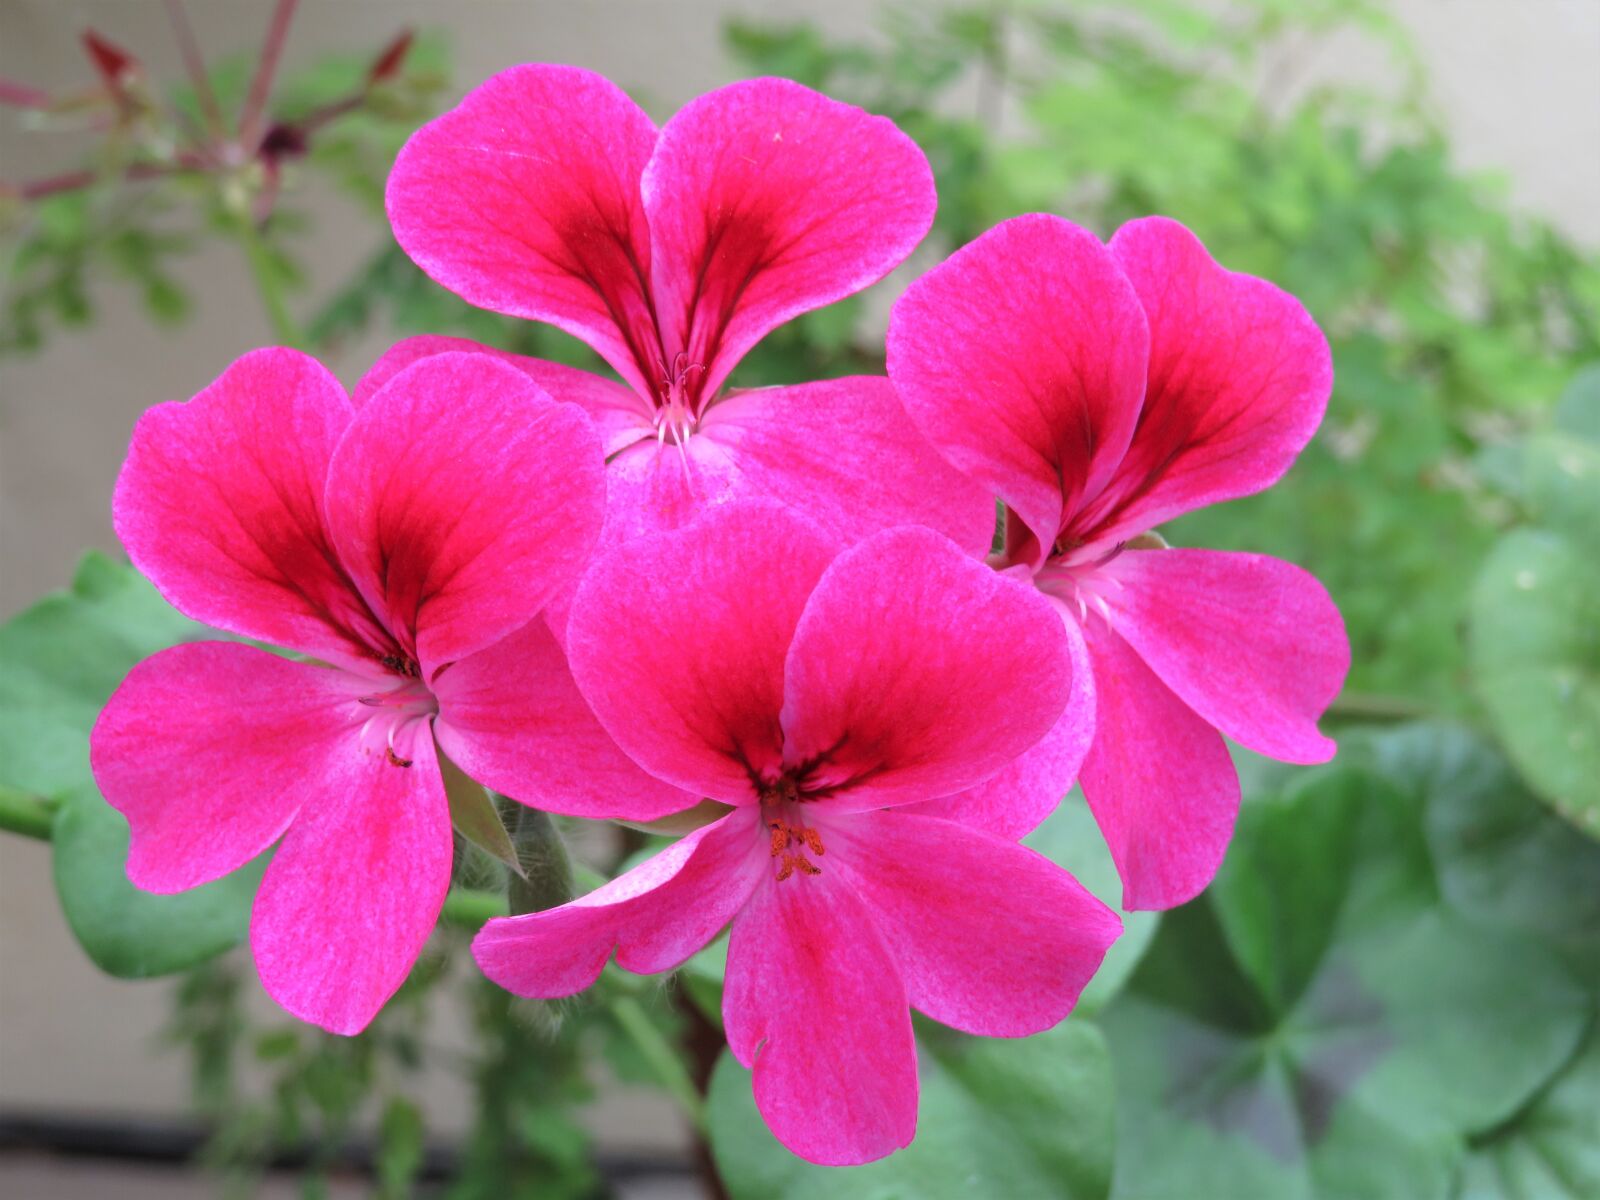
[887,214,1351,911]
[90,347,685,1034]
[381,64,990,551]
[471,501,1120,1165]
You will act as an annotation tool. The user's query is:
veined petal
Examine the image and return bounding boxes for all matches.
[598,433,741,545]
[723,868,917,1165]
[385,64,662,399]
[251,729,452,1035]
[433,617,696,822]
[1078,624,1239,911]
[698,377,995,557]
[113,347,384,667]
[901,616,1094,838]
[352,335,652,457]
[781,526,1075,809]
[567,501,839,803]
[825,809,1121,1036]
[325,352,604,674]
[887,214,1149,561]
[1077,217,1332,542]
[91,642,357,892]
[644,77,934,401]
[1108,548,1347,764]
[472,809,765,997]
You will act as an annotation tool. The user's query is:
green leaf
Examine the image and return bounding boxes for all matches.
[1467,530,1600,835]
[1554,362,1600,444]
[440,755,522,876]
[1458,1028,1600,1200]
[377,1095,426,1199]
[1373,723,1600,987]
[0,552,263,976]
[1024,791,1159,1013]
[1104,744,1591,1200]
[708,1020,1114,1200]
[52,782,266,978]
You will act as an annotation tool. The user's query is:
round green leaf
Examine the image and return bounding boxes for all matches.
[1467,530,1600,835]
[52,782,266,978]
[708,1020,1114,1200]
[0,552,262,975]
[1369,723,1600,987]
[1457,1028,1600,1200]
[1554,362,1600,445]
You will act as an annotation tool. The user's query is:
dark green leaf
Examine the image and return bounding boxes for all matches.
[1458,1029,1600,1200]
[1104,738,1591,1200]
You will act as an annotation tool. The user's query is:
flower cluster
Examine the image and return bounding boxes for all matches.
[91,63,1347,1165]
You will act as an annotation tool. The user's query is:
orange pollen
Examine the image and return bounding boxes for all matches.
[767,817,825,881]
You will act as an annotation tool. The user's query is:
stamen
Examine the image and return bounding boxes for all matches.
[764,815,826,881]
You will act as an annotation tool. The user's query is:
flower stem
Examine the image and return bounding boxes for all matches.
[0,785,56,840]
[235,216,306,348]
[610,994,708,1133]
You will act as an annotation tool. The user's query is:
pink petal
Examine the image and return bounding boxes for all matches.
[698,377,995,556]
[597,434,741,546]
[1078,624,1239,911]
[91,642,357,892]
[113,347,385,668]
[644,77,935,400]
[433,616,696,821]
[887,214,1149,561]
[825,809,1121,1036]
[1108,548,1347,763]
[901,616,1094,838]
[567,501,840,803]
[781,526,1076,809]
[723,871,917,1165]
[1079,217,1332,542]
[472,809,765,997]
[385,65,662,399]
[250,726,452,1035]
[324,352,604,673]
[351,335,653,458]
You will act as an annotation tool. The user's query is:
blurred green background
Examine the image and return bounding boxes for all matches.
[1,2,1596,1197]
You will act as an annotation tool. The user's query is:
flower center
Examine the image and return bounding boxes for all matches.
[357,665,438,768]
[757,772,826,882]
[652,352,706,459]
[1034,541,1128,627]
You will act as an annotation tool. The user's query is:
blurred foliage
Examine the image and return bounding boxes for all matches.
[720,0,1600,719]
[0,31,448,352]
[3,1,1599,1197]
[1467,368,1600,834]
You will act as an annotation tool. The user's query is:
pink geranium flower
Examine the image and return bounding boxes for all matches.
[887,214,1351,911]
[381,64,991,551]
[90,347,685,1034]
[471,501,1120,1165]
